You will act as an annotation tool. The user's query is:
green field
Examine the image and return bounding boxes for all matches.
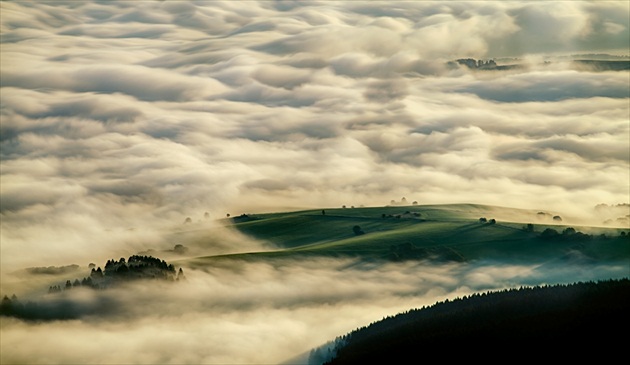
[184,204,630,267]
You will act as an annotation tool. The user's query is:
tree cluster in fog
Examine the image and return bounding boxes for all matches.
[1,255,185,321]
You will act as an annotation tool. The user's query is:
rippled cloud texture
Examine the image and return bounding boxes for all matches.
[2,1,629,269]
[2,1,629,265]
[0,1,629,362]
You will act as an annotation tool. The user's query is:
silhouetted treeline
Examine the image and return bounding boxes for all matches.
[448,58,520,70]
[573,60,630,71]
[447,58,629,72]
[537,226,628,241]
[0,293,117,321]
[320,278,630,364]
[456,58,497,69]
[24,264,80,275]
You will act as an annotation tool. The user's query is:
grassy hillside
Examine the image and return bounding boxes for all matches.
[185,204,629,266]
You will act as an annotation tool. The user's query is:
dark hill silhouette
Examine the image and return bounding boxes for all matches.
[573,59,630,71]
[447,58,630,72]
[319,278,630,364]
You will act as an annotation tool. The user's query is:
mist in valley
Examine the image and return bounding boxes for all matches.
[3,248,628,365]
[3,209,628,364]
[1,1,629,363]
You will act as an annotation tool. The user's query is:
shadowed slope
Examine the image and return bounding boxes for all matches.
[321,278,630,364]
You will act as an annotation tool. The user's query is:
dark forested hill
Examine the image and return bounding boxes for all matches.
[319,278,630,364]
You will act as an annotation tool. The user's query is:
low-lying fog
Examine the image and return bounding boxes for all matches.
[2,251,627,364]
[1,0,629,363]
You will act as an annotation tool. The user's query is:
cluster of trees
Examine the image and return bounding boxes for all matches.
[521,224,627,239]
[536,226,623,241]
[48,277,96,293]
[47,255,185,292]
[320,278,630,364]
[454,58,497,69]
[104,255,185,282]
[540,227,580,239]
[447,58,519,71]
[478,217,496,224]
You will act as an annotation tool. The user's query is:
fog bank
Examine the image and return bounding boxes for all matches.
[2,257,627,364]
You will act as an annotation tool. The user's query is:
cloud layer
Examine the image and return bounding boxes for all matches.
[0,2,629,362]
[2,258,628,364]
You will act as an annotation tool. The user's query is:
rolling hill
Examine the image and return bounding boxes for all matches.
[184,204,630,267]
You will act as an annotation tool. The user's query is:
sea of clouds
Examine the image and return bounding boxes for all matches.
[3,256,628,365]
[2,1,629,268]
[1,1,629,363]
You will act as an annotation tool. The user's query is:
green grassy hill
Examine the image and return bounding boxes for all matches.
[184,204,630,267]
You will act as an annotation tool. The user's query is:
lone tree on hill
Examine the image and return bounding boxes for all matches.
[352,225,365,236]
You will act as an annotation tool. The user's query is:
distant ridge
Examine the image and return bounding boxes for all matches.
[447,57,630,71]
